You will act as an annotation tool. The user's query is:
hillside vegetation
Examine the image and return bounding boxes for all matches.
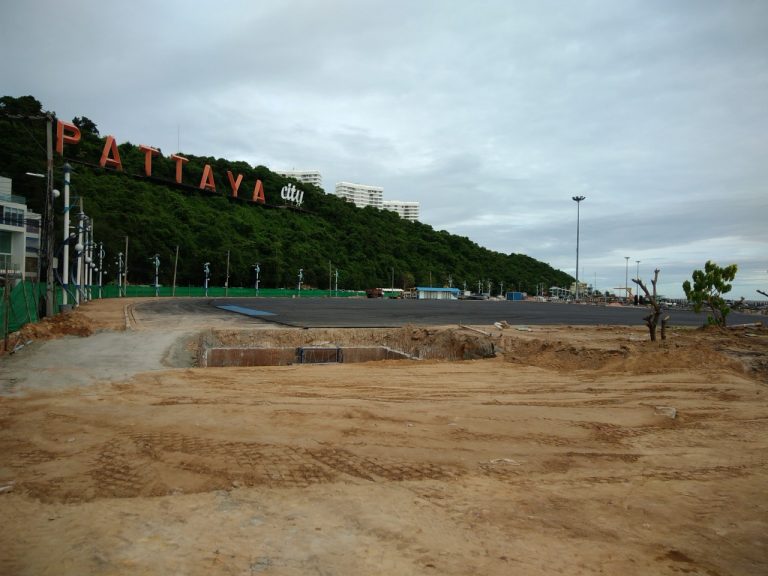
[1,95,572,292]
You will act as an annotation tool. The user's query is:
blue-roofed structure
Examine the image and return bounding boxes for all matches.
[415,286,461,300]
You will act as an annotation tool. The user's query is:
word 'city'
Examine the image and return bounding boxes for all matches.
[56,119,304,207]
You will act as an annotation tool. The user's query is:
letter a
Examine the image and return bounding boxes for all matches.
[252,179,265,204]
[199,164,216,192]
[99,136,123,171]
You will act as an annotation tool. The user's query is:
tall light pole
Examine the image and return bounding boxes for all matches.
[98,242,104,299]
[624,256,630,302]
[62,164,72,306]
[572,196,586,300]
[203,262,210,297]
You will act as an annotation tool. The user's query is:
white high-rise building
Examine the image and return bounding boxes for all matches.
[383,200,420,222]
[275,170,322,188]
[334,182,383,209]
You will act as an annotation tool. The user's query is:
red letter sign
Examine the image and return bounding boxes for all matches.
[99,136,123,171]
[139,145,160,176]
[171,154,188,184]
[252,179,265,204]
[227,171,243,198]
[199,164,216,192]
[56,120,81,155]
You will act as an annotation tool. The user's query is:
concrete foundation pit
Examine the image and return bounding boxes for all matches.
[203,346,414,367]
[196,326,497,368]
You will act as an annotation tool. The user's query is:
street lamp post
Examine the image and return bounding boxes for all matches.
[150,254,160,297]
[203,262,210,297]
[253,263,260,292]
[297,268,303,293]
[624,256,630,302]
[98,242,104,299]
[117,252,123,297]
[74,202,85,306]
[62,164,72,306]
[572,196,586,300]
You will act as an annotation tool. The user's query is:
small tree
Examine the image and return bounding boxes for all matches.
[633,269,669,341]
[682,261,738,327]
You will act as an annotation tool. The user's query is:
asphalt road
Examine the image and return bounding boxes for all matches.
[165,297,763,328]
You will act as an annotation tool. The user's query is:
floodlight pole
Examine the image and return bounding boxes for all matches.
[572,195,586,300]
[625,256,630,302]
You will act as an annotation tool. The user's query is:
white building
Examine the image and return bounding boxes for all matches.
[25,211,41,282]
[383,200,420,222]
[334,182,383,209]
[0,176,35,284]
[275,170,322,188]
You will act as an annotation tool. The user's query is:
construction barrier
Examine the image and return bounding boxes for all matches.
[0,283,365,338]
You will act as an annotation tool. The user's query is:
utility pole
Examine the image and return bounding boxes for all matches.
[334,269,339,295]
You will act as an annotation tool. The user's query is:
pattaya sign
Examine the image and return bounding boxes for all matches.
[56,119,304,207]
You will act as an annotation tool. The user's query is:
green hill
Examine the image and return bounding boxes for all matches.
[1,95,572,292]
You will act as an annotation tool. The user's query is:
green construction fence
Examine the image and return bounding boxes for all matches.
[1,281,366,336]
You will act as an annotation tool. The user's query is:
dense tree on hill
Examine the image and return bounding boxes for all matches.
[0,95,573,292]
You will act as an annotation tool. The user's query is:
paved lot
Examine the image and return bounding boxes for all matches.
[135,297,760,328]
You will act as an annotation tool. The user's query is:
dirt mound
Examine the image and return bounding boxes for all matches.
[500,333,748,375]
[11,310,94,344]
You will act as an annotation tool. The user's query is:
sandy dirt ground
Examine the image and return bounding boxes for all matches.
[1,298,767,575]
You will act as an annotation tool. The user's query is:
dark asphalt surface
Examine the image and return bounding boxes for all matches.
[171,297,763,328]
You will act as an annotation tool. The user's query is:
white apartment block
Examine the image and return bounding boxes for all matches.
[275,170,322,188]
[334,182,383,209]
[383,200,420,222]
[0,176,36,284]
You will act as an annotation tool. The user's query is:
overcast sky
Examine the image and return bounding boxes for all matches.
[2,0,767,298]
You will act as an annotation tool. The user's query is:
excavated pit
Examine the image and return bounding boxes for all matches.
[196,326,497,367]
